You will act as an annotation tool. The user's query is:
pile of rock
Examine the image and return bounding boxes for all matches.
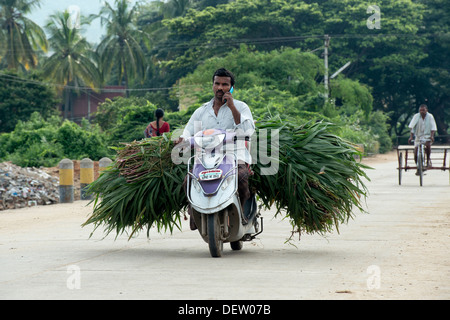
[0,162,59,210]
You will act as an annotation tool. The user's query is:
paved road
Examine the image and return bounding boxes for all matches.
[1,153,449,300]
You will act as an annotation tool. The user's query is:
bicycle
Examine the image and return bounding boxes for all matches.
[415,137,429,186]
[397,139,450,187]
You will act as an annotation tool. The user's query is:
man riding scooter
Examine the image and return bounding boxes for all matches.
[179,68,255,230]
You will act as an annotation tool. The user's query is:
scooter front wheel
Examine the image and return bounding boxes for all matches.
[207,213,223,257]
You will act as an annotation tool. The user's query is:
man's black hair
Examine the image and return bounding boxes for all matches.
[212,68,235,87]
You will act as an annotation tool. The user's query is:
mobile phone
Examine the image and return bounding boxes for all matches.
[224,86,234,103]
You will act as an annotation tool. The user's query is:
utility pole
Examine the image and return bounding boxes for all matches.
[323,34,330,100]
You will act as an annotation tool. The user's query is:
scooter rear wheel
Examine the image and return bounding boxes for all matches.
[207,213,223,257]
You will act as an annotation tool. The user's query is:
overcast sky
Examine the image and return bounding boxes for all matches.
[27,0,141,44]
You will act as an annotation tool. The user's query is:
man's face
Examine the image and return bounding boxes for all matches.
[419,106,428,118]
[213,76,232,101]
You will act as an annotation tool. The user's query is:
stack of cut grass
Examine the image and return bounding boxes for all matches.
[83,135,189,238]
[250,117,370,237]
[83,116,370,239]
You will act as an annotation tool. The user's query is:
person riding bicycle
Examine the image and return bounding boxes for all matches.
[408,104,437,174]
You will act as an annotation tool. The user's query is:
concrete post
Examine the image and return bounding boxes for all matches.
[59,159,74,203]
[80,158,94,200]
[99,157,112,172]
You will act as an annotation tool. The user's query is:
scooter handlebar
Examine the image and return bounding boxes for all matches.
[182,130,250,149]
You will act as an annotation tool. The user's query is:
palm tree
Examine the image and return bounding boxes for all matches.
[0,0,47,70]
[95,0,148,94]
[42,10,101,119]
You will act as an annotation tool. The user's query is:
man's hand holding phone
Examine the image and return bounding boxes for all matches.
[223,86,234,104]
[222,86,241,125]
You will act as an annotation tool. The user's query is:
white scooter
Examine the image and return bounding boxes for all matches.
[185,129,262,257]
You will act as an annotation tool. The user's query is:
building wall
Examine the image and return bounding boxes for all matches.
[60,86,126,122]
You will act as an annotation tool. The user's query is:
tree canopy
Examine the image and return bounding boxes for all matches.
[0,0,48,70]
[0,0,449,166]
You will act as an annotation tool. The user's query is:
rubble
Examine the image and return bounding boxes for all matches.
[0,162,59,210]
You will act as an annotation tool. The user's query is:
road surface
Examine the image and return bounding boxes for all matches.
[1,152,449,300]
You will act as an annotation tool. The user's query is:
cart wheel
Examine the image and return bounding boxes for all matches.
[398,152,403,185]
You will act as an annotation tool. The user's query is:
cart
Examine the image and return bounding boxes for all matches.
[396,145,450,186]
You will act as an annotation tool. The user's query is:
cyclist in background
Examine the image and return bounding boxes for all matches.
[408,104,437,174]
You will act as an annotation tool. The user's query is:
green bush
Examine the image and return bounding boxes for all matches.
[94,97,157,145]
[0,70,60,133]
[0,112,111,167]
[56,119,111,160]
[7,136,64,167]
[93,95,198,146]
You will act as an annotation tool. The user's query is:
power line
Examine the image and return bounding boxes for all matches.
[0,32,447,53]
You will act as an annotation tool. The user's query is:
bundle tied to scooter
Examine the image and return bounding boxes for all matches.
[83,134,189,238]
[251,117,370,238]
[83,116,370,240]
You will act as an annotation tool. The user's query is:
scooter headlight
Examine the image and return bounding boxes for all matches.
[221,175,235,190]
[194,134,225,149]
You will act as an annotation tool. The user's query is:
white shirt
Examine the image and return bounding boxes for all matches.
[408,112,437,144]
[182,98,255,163]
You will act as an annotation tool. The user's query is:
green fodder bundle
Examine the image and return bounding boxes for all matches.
[249,117,370,237]
[83,116,370,239]
[83,134,189,238]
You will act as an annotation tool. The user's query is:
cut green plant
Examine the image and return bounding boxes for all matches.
[83,116,371,240]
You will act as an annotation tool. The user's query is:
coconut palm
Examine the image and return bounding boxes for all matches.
[42,10,101,119]
[0,0,47,70]
[95,0,148,94]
